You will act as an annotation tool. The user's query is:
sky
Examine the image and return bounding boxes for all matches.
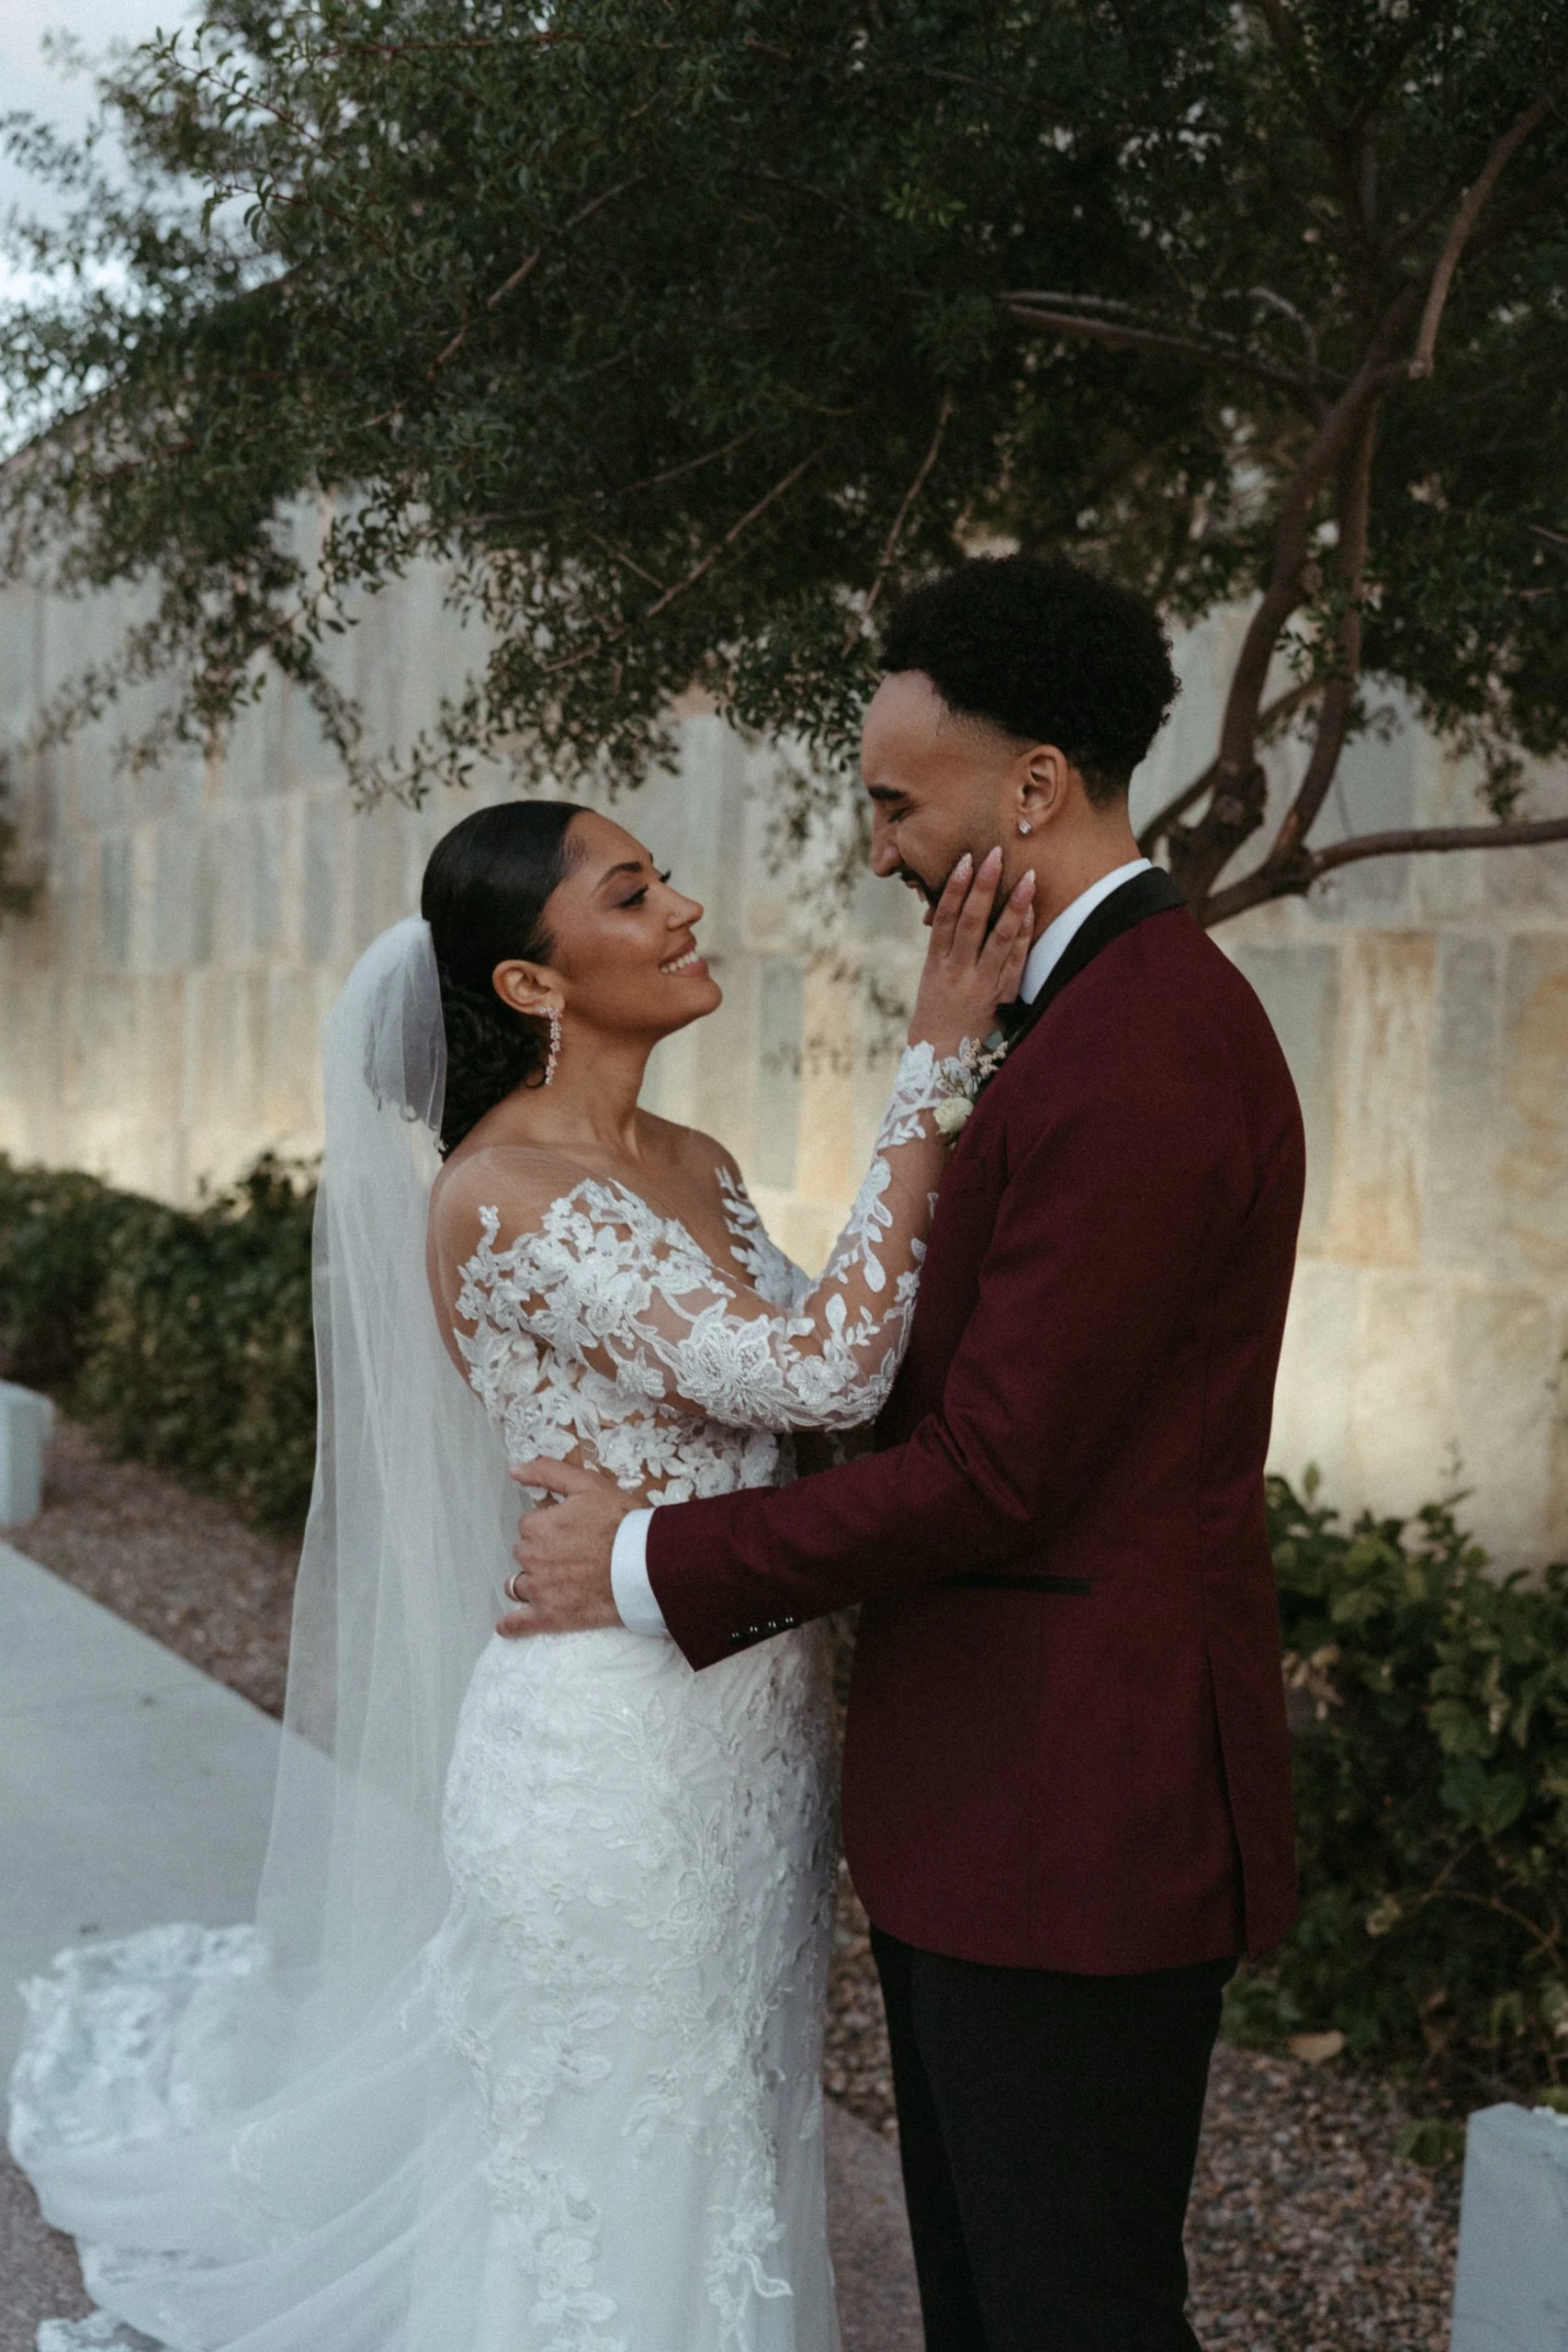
[1,0,188,260]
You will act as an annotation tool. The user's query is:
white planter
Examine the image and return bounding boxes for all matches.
[1450,2101,1568,2351]
[0,1382,51,1526]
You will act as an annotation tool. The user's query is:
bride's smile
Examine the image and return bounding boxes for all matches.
[659,943,708,978]
[492,807,724,1054]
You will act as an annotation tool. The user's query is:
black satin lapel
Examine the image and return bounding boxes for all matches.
[1007,868,1187,1056]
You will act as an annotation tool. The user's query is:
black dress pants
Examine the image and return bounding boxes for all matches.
[871,1926,1234,2352]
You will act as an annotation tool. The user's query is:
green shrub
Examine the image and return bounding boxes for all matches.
[0,1160,166,1389]
[0,1153,317,1530]
[1231,1472,1568,2098]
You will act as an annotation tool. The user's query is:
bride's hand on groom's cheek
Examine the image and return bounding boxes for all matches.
[498,1459,634,1637]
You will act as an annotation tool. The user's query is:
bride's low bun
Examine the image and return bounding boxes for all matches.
[420,800,585,1157]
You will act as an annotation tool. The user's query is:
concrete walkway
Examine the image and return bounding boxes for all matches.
[0,1542,280,2083]
[0,1542,920,2349]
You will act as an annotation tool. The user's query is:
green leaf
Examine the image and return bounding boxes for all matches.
[1438,1757,1491,1821]
[1428,1698,1494,1758]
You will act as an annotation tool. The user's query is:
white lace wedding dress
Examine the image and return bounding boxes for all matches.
[9,1039,945,2352]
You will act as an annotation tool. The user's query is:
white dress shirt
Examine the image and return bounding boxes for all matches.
[608,855,1152,1637]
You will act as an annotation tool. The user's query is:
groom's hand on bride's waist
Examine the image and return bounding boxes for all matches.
[497,1459,635,1637]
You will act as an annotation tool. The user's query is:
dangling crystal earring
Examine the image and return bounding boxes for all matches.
[1018,819,1032,836]
[544,1007,563,1087]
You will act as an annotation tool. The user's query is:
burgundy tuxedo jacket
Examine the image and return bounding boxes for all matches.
[649,885,1305,1974]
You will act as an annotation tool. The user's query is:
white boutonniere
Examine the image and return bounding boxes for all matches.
[931,1030,1011,1136]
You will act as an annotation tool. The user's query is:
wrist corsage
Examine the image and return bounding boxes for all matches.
[931,1031,1011,1137]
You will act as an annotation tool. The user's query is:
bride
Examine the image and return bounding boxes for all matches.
[9,797,1029,2352]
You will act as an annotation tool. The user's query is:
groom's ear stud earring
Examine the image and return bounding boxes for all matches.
[1017,820,1032,836]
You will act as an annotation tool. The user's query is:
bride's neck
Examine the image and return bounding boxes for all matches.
[499,1023,655,1159]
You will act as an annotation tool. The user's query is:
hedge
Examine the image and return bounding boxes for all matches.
[1242,1472,1568,2098]
[3,1151,1565,2094]
[0,1154,317,1529]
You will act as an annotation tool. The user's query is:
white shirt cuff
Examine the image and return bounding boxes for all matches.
[610,1509,670,1637]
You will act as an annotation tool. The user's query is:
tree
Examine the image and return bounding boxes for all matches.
[3,0,1567,924]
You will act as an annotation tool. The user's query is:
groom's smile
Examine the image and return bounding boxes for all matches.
[862,667,1059,937]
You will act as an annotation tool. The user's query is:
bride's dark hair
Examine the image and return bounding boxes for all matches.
[420,799,585,1157]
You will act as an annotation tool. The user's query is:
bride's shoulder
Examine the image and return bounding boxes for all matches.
[430,1141,593,1261]
[642,1112,744,1195]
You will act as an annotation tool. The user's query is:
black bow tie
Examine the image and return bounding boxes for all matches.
[995,997,1032,1043]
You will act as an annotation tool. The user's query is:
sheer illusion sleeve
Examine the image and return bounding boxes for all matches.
[446,1042,950,1439]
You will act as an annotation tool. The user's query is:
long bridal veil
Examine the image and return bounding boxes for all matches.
[9,918,519,2347]
[257,915,516,2033]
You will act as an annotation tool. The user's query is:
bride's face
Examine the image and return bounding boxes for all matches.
[525,810,721,1040]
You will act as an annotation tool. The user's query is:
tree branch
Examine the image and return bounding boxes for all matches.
[1252,0,1342,154]
[1001,298,1323,403]
[1165,292,1416,908]
[620,429,762,498]
[1409,92,1559,379]
[455,429,764,535]
[1252,0,1371,259]
[432,175,641,373]
[638,447,823,622]
[539,447,826,674]
[1199,815,1568,928]
[1314,815,1568,874]
[1136,679,1323,855]
[1262,404,1379,872]
[1382,180,1459,267]
[852,387,954,645]
[587,534,667,594]
[1185,143,1559,928]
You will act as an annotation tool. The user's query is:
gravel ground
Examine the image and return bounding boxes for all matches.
[10,1421,1464,2347]
[0,2156,92,2352]
[1188,2046,1460,2350]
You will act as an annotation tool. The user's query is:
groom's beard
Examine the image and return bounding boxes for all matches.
[895,864,942,915]
[896,860,1009,933]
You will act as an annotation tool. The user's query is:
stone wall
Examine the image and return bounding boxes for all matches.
[2,571,1565,1563]
[1146,612,1568,1567]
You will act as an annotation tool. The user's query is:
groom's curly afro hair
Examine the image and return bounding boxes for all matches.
[879,555,1179,807]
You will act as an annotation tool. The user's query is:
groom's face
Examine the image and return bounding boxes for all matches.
[861,671,1025,917]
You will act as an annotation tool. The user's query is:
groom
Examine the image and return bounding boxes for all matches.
[502,555,1304,2351]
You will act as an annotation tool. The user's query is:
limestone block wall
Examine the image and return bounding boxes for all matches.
[2,572,1565,1563]
[1147,613,1568,1566]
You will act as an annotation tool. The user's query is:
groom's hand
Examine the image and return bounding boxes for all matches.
[497,1458,634,1636]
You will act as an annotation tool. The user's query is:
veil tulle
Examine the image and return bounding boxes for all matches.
[258,915,517,2050]
[6,920,524,2349]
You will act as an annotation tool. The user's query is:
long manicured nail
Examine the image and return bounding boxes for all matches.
[980,844,1002,870]
[953,852,973,880]
[1016,870,1036,896]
